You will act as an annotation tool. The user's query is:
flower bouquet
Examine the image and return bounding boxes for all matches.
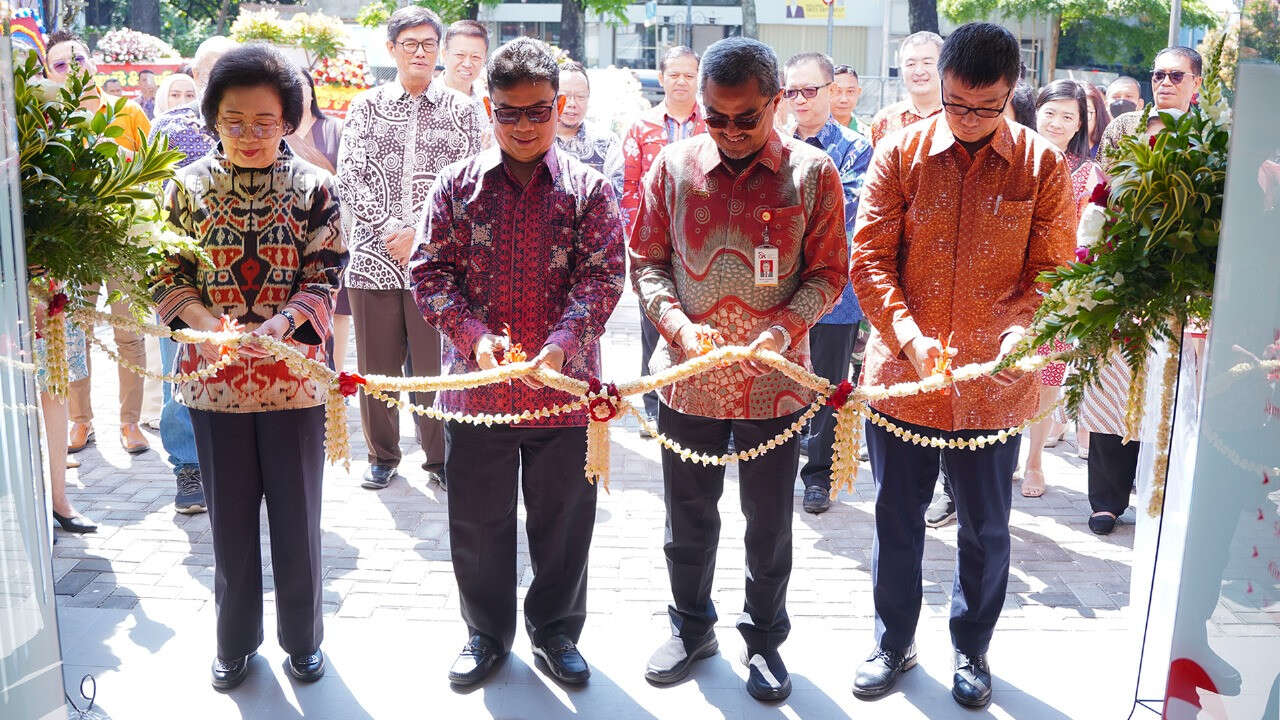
[94,28,180,64]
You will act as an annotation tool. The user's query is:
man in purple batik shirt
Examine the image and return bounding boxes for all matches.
[409,38,624,689]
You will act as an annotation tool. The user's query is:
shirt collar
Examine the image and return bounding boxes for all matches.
[795,116,843,148]
[478,143,563,184]
[926,115,1015,163]
[694,130,785,175]
[655,101,699,126]
[386,77,445,105]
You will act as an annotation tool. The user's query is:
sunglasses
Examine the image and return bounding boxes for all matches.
[398,39,439,54]
[51,55,88,74]
[940,80,1009,119]
[492,104,554,124]
[218,120,284,139]
[704,100,773,130]
[782,82,832,100]
[1152,70,1195,85]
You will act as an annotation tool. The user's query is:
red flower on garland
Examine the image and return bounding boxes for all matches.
[47,292,69,316]
[586,378,621,421]
[337,371,367,397]
[1088,183,1110,206]
[826,379,854,409]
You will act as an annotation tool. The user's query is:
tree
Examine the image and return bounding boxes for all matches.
[941,0,1219,79]
[561,0,586,63]
[908,0,939,33]
[741,0,758,38]
[1238,0,1280,63]
[130,0,162,35]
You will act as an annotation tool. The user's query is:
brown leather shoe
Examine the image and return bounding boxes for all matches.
[120,423,150,454]
[68,423,94,453]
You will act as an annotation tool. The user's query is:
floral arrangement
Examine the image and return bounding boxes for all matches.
[230,8,348,68]
[312,56,373,89]
[94,28,179,63]
[229,8,288,44]
[14,53,189,313]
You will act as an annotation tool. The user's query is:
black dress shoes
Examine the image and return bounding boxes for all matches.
[52,510,97,534]
[743,648,791,702]
[532,634,590,685]
[211,652,255,691]
[288,649,325,682]
[803,485,832,514]
[952,651,993,708]
[361,464,397,490]
[644,633,718,685]
[449,635,506,686]
[852,644,917,698]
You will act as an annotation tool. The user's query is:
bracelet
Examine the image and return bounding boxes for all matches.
[280,309,297,339]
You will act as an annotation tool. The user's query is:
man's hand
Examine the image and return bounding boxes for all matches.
[386,227,417,265]
[521,344,565,390]
[474,333,507,371]
[991,331,1026,386]
[904,335,952,381]
[242,313,291,359]
[674,323,723,359]
[742,327,786,377]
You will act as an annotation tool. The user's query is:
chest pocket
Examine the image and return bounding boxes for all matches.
[761,205,806,272]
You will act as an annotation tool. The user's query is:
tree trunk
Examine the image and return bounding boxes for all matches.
[1043,12,1062,85]
[463,0,478,20]
[740,0,757,38]
[128,0,161,36]
[907,0,939,34]
[560,0,586,63]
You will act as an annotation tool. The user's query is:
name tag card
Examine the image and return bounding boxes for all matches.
[754,246,779,286]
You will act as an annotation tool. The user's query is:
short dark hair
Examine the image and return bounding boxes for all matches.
[1010,81,1036,129]
[387,6,443,45]
[45,29,87,58]
[938,22,1021,90]
[445,19,489,50]
[486,37,559,94]
[784,52,834,83]
[659,45,699,74]
[561,60,589,90]
[138,69,157,78]
[700,37,779,98]
[834,64,859,80]
[1110,75,1140,91]
[1154,46,1203,76]
[1035,79,1091,157]
[898,31,943,62]
[202,44,304,135]
[1081,81,1110,146]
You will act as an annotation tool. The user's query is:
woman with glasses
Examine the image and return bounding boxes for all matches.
[152,44,347,691]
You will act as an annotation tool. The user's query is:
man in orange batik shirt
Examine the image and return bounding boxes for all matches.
[848,23,1074,710]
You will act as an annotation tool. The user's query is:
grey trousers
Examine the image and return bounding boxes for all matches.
[349,288,444,468]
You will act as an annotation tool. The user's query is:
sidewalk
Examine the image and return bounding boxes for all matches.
[52,289,1140,718]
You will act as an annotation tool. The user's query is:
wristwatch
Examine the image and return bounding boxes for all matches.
[279,308,298,339]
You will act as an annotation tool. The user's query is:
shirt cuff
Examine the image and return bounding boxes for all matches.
[155,286,203,330]
[544,330,581,366]
[768,324,792,353]
[890,315,924,358]
[455,317,491,363]
[283,292,333,346]
[656,305,693,345]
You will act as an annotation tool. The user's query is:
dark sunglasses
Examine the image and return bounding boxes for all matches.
[1152,70,1195,85]
[940,80,1009,119]
[492,104,554,124]
[51,55,88,74]
[704,100,773,130]
[782,82,832,100]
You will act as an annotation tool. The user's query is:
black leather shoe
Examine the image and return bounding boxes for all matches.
[532,634,590,685]
[803,485,832,514]
[852,644,917,698]
[645,633,719,685]
[288,649,325,682]
[361,464,397,490]
[422,462,446,491]
[52,510,97,534]
[743,648,791,702]
[211,652,255,691]
[449,635,505,686]
[952,651,992,708]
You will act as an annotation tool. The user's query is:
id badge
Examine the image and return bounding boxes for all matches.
[754,246,779,287]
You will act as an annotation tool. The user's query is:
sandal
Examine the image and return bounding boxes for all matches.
[1088,511,1117,535]
[1020,469,1046,498]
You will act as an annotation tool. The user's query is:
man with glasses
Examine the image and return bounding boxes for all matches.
[338,6,485,493]
[830,64,865,134]
[632,37,847,702]
[411,37,624,688]
[849,23,1074,708]
[1098,46,1202,165]
[868,31,944,147]
[781,52,872,515]
[554,61,618,173]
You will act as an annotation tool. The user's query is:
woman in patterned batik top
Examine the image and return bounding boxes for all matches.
[151,45,347,692]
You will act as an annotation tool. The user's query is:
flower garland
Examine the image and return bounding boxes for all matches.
[585,378,623,490]
[41,290,69,396]
[1147,325,1183,516]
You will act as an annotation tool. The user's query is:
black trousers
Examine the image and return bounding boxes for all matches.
[659,404,802,654]
[188,405,325,661]
[445,422,596,653]
[639,301,661,419]
[866,413,1020,656]
[1088,432,1141,515]
[801,322,857,490]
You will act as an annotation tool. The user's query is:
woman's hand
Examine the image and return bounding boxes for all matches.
[190,313,224,365]
[242,314,291,359]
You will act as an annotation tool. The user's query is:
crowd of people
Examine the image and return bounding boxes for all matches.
[34,10,1207,708]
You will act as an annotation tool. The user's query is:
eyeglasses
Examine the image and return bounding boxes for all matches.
[218,120,285,139]
[491,104,555,124]
[1152,70,1196,85]
[50,55,88,74]
[940,81,1010,119]
[704,100,773,130]
[562,93,589,104]
[398,39,439,54]
[782,82,832,100]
